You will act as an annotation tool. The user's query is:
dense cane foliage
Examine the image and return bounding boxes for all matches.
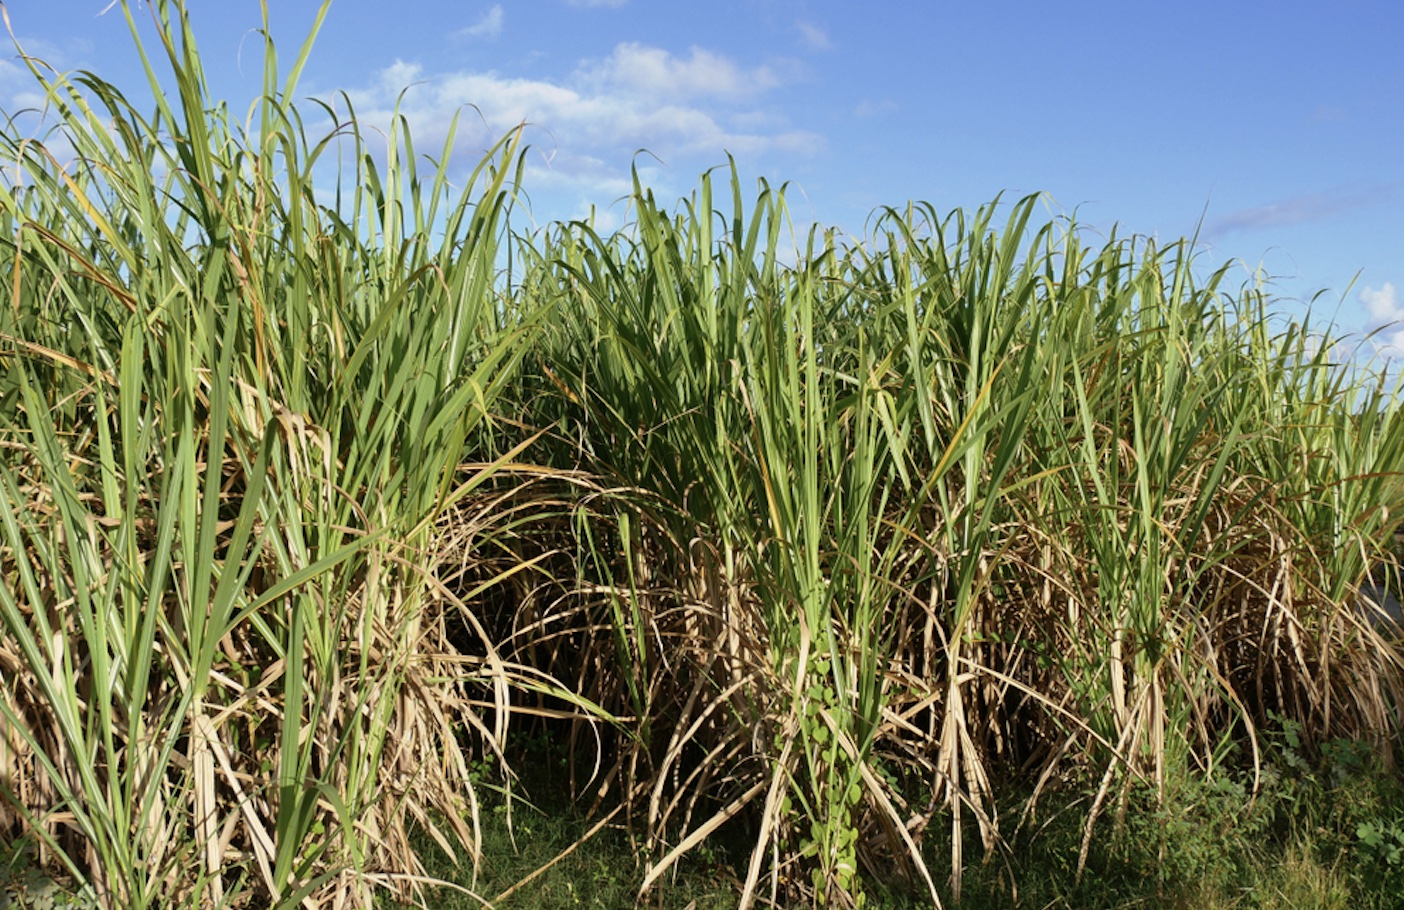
[1,3,1401,908]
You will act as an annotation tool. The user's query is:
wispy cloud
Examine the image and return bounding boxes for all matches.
[2,34,87,103]
[853,98,898,118]
[1,35,95,158]
[0,56,48,113]
[458,5,504,40]
[1205,185,1394,237]
[796,22,831,51]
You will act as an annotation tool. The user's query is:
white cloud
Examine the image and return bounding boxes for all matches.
[459,5,504,39]
[1362,282,1402,322]
[1358,283,1404,364]
[318,32,827,235]
[347,64,809,157]
[580,43,780,102]
[332,45,820,212]
[796,22,831,51]
[1368,324,1404,365]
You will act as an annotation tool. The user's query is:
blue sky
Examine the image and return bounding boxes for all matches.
[4,0,1402,362]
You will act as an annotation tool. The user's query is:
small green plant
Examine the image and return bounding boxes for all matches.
[1356,818,1404,868]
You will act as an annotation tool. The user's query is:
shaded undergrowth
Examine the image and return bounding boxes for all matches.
[378,727,1404,910]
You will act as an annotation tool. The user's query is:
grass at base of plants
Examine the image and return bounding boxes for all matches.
[388,801,743,910]
[372,733,749,910]
[377,728,1404,910]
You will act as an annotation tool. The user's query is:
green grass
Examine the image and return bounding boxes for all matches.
[378,745,751,910]
[373,730,1404,910]
[1,2,1402,908]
